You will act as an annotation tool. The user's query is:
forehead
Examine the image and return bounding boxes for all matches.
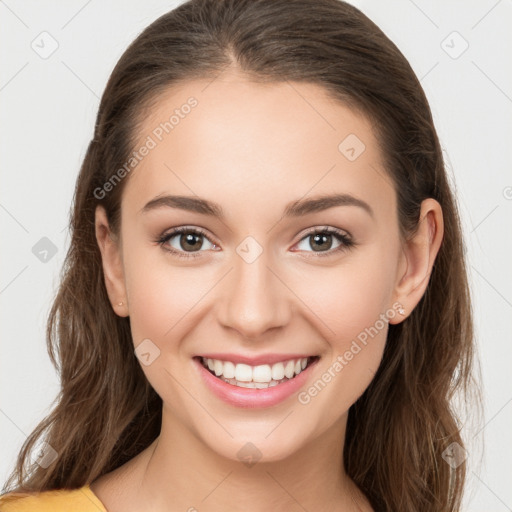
[122,72,394,222]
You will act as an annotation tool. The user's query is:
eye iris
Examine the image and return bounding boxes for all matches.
[180,232,203,252]
[310,233,332,252]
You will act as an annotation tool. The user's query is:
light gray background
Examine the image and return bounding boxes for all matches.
[1,1,511,509]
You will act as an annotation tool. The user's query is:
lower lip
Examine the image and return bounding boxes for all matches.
[193,357,319,409]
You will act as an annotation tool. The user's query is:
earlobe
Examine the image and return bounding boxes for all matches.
[94,206,129,317]
[389,198,444,325]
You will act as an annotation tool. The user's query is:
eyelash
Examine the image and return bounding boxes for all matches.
[155,226,355,260]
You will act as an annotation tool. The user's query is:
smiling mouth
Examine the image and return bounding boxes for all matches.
[196,355,320,389]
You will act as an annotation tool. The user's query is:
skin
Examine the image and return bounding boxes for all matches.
[91,69,443,512]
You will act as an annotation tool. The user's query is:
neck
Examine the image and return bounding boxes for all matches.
[124,408,370,512]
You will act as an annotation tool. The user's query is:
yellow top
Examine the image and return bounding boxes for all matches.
[0,485,107,511]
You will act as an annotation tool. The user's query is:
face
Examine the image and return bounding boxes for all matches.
[97,71,411,464]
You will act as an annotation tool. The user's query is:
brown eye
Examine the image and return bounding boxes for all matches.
[157,227,217,258]
[178,232,204,252]
[309,233,335,252]
[294,228,354,257]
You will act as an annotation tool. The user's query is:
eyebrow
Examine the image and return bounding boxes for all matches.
[140,193,374,219]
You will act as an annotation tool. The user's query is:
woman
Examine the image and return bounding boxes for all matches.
[0,0,477,510]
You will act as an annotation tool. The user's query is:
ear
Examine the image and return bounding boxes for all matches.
[389,198,444,325]
[95,205,129,317]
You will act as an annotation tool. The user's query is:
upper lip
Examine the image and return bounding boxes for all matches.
[196,353,318,366]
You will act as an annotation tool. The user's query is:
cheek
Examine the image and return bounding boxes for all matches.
[123,251,212,345]
[293,249,397,411]
[121,248,215,417]
[299,247,397,341]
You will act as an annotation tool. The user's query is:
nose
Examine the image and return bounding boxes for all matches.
[217,249,291,340]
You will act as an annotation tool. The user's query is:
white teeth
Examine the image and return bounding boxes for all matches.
[223,360,235,379]
[234,363,253,382]
[235,381,253,388]
[213,359,223,376]
[284,360,295,379]
[253,364,272,383]
[201,356,313,385]
[271,362,285,381]
[219,376,291,388]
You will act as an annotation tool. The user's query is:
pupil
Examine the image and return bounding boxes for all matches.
[311,233,331,251]
[181,233,202,251]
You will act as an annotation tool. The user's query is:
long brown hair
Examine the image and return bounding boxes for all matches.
[2,0,478,509]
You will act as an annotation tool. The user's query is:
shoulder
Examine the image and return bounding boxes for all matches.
[0,485,107,512]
